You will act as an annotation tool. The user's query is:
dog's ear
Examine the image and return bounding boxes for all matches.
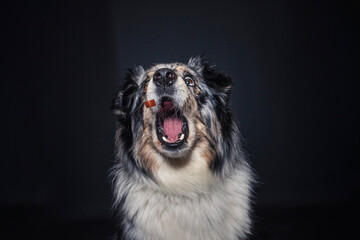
[188,55,232,104]
[111,91,125,116]
[202,63,232,100]
[111,66,145,116]
[187,55,204,72]
[189,56,232,105]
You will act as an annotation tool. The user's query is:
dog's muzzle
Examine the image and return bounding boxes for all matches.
[153,68,177,95]
[153,68,176,88]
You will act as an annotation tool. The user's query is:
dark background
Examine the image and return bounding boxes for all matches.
[2,0,359,239]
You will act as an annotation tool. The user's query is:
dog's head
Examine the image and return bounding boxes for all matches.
[112,56,242,194]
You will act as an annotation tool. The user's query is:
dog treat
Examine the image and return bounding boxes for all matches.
[145,99,156,108]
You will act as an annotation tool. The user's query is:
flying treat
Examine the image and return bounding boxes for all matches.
[145,99,156,108]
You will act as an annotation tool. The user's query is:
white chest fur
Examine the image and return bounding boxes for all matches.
[119,166,251,240]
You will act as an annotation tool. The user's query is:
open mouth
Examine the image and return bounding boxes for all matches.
[156,97,189,149]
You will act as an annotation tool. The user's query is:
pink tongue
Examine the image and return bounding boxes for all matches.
[163,116,183,143]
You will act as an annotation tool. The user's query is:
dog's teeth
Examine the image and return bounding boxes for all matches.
[162,136,169,142]
[178,133,184,141]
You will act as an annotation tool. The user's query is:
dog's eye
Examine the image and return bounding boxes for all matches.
[184,77,194,86]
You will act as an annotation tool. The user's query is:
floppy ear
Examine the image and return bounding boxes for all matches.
[187,55,204,72]
[111,66,145,116]
[202,63,232,100]
[189,56,232,105]
[111,91,125,116]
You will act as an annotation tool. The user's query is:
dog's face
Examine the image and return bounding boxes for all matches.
[112,57,236,194]
[143,63,206,158]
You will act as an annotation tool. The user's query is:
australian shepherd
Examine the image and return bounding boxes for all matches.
[111,56,253,240]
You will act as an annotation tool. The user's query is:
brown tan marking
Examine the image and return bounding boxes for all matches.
[133,107,160,173]
[194,116,216,165]
[175,65,187,73]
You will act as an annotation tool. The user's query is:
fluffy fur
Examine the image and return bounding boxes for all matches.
[111,56,253,240]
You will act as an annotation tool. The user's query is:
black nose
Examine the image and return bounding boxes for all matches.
[153,68,176,88]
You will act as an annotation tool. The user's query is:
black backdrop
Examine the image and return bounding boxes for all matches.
[2,0,359,239]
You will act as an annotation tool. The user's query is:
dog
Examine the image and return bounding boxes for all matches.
[111,56,253,240]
